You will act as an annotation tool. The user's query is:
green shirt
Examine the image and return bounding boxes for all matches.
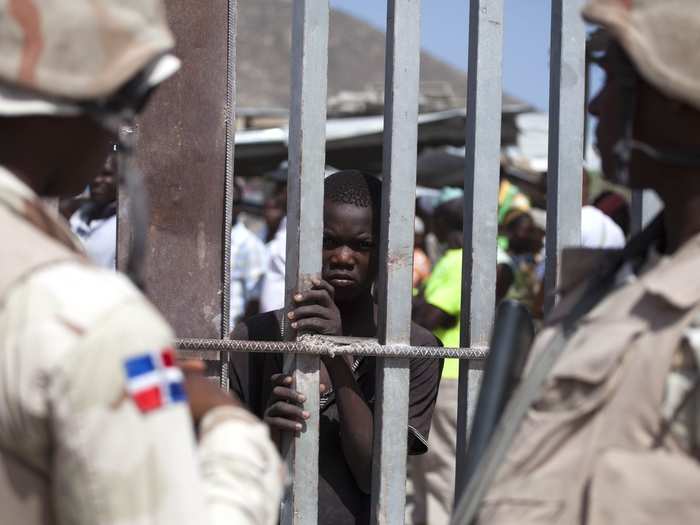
[423,247,513,379]
[424,249,462,378]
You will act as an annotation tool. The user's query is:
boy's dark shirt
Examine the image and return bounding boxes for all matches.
[230,309,443,525]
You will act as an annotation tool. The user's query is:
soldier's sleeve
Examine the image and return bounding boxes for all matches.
[198,406,283,525]
[27,265,281,525]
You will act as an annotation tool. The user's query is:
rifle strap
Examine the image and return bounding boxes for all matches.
[452,214,665,525]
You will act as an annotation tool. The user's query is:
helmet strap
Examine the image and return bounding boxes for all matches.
[612,46,638,186]
[627,139,700,168]
[612,44,700,179]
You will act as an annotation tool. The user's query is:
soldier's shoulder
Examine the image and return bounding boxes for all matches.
[16,262,158,333]
[2,262,172,386]
[0,206,78,291]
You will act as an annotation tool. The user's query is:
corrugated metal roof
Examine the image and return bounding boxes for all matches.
[236,109,470,146]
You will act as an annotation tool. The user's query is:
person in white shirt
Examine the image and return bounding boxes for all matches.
[260,175,288,313]
[581,169,626,249]
[260,216,287,313]
[581,204,626,249]
[69,149,118,269]
[230,180,269,328]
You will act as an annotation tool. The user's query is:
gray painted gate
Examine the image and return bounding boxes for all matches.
[123,1,660,523]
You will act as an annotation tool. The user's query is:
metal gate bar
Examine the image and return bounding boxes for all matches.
[454,0,504,500]
[281,1,329,523]
[544,0,586,314]
[372,1,421,521]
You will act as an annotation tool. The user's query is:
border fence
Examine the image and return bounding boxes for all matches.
[122,1,663,523]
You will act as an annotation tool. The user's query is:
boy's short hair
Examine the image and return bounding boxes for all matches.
[324,171,383,237]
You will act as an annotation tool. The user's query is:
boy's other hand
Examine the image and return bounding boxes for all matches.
[264,373,328,435]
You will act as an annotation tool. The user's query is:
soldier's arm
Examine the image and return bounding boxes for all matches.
[196,403,284,525]
[34,269,281,525]
[182,363,284,525]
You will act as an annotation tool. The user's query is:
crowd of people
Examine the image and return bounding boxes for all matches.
[3,0,700,524]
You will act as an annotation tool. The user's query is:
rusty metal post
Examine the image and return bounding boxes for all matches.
[280,1,329,524]
[118,0,231,348]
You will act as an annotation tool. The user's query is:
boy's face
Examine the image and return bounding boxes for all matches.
[322,200,377,304]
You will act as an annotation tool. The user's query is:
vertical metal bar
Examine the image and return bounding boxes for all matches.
[371,0,421,523]
[544,0,586,315]
[454,0,503,501]
[281,1,328,524]
[118,0,230,342]
[631,190,662,235]
[220,0,238,390]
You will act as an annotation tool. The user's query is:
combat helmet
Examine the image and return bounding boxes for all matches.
[0,0,179,123]
[583,0,700,112]
[583,0,700,180]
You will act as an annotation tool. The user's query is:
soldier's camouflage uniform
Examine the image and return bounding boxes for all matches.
[0,1,282,523]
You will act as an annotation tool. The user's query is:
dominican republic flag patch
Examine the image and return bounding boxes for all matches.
[123,348,187,413]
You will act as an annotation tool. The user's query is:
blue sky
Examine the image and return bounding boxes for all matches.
[329,0,556,111]
[329,1,605,166]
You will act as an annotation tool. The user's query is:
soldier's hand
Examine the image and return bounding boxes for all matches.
[180,359,243,425]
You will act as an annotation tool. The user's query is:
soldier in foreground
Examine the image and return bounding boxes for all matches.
[457,1,700,523]
[0,2,281,524]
